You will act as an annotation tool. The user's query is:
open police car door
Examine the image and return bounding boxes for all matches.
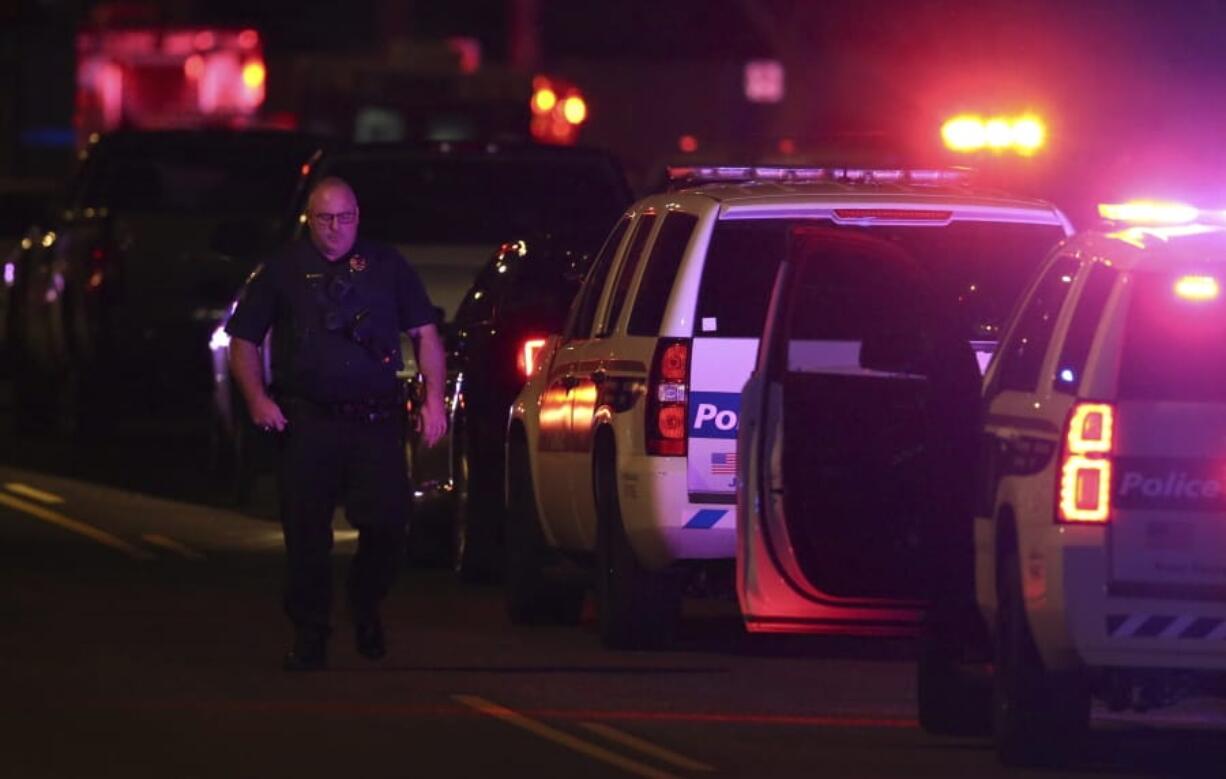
[738,213,1069,635]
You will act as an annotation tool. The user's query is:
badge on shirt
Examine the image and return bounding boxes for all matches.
[349,254,367,272]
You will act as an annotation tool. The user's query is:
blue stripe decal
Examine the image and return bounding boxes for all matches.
[684,509,728,529]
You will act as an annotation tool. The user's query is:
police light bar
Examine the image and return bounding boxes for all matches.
[666,166,970,188]
[1098,200,1201,225]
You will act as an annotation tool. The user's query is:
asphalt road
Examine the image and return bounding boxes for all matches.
[2,409,1226,777]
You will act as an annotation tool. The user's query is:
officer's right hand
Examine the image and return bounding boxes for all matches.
[249,395,288,433]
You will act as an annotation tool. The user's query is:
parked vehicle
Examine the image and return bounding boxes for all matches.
[924,201,1226,766]
[505,167,1050,648]
[6,129,326,431]
[409,233,604,579]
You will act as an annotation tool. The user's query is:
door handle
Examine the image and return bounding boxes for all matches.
[590,369,607,384]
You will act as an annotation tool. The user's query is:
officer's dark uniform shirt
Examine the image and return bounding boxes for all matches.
[226,237,434,403]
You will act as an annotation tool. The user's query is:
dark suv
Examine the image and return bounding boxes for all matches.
[6,130,326,431]
[411,230,610,579]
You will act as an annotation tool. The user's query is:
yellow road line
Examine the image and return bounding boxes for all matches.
[0,492,153,560]
[453,695,681,779]
[4,482,64,505]
[142,533,206,560]
[580,722,714,772]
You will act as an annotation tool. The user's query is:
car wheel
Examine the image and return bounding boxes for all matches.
[452,433,501,583]
[209,405,253,506]
[504,437,583,625]
[993,544,1090,766]
[594,442,680,650]
[917,603,992,737]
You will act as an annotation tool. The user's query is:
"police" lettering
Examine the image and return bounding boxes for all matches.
[1119,471,1223,500]
[693,403,738,431]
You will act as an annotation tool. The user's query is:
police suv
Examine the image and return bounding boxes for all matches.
[505,166,1064,649]
[929,201,1226,765]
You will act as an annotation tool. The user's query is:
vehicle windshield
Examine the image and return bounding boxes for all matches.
[1118,271,1226,402]
[320,154,628,246]
[78,142,309,217]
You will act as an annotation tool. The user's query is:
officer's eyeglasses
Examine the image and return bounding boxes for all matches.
[310,210,357,226]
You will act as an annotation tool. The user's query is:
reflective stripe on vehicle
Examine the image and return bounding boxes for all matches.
[684,508,729,529]
[1106,614,1226,640]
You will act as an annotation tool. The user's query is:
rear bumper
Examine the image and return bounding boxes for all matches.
[618,454,736,568]
[1028,541,1226,672]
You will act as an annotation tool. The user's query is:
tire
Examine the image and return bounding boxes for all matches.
[208,407,253,506]
[451,424,501,583]
[503,437,584,625]
[917,605,992,737]
[594,443,680,650]
[993,545,1090,767]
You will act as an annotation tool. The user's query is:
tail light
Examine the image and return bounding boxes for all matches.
[516,337,547,380]
[646,338,690,456]
[1057,402,1115,523]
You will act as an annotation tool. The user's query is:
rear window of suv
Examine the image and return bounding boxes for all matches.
[696,218,1066,339]
[1118,272,1226,402]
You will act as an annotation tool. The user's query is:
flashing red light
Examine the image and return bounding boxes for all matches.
[194,31,216,50]
[678,134,699,153]
[517,337,547,379]
[184,54,204,79]
[1058,402,1115,524]
[238,29,259,50]
[778,137,796,155]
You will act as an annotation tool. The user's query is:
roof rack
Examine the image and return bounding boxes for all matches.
[665,165,972,189]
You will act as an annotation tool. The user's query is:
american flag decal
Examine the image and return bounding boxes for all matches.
[711,451,737,474]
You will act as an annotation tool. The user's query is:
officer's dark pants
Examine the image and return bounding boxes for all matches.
[277,400,409,634]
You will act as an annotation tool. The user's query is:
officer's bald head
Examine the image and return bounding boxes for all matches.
[306,177,360,261]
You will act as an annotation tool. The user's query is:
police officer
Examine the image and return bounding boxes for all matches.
[226,176,447,671]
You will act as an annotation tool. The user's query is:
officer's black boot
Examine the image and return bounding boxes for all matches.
[354,616,387,661]
[283,627,328,671]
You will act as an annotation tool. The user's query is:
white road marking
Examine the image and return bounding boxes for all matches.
[141,533,206,560]
[453,695,681,779]
[4,482,64,505]
[580,721,714,772]
[0,492,153,560]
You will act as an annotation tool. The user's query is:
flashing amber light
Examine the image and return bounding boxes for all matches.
[679,134,699,153]
[184,54,204,79]
[1174,275,1220,301]
[1058,402,1115,524]
[517,337,547,379]
[1098,200,1199,225]
[1012,116,1046,154]
[941,113,1047,155]
[562,95,587,125]
[242,60,266,89]
[533,87,557,114]
[984,118,1012,149]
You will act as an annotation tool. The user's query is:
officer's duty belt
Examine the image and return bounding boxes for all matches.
[290,396,403,423]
